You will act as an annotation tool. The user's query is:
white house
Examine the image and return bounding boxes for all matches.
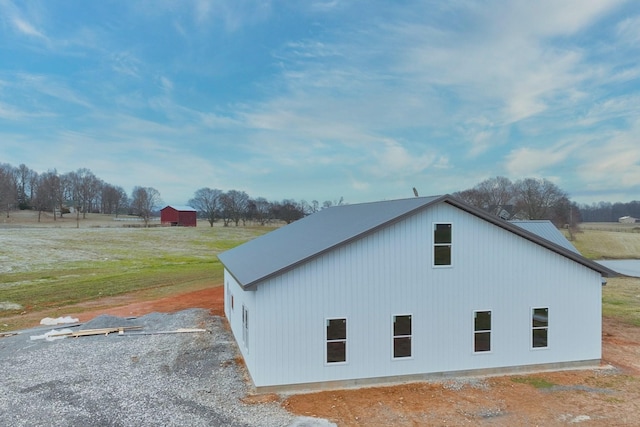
[218,195,615,392]
[619,216,637,224]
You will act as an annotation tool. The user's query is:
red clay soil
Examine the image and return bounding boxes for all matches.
[66,286,226,321]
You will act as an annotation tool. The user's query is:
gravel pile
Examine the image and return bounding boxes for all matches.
[0,309,334,427]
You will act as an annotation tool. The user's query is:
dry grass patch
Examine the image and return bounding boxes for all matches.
[570,227,640,259]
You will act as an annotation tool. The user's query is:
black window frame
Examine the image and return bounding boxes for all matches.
[473,310,491,353]
[393,314,412,359]
[532,307,549,349]
[433,223,452,266]
[326,318,347,364]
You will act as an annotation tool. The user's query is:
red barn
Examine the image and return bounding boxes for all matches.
[160,205,197,227]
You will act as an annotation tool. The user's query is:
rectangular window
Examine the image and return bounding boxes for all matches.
[474,310,491,353]
[393,315,412,359]
[242,305,249,350]
[532,307,549,348]
[226,282,234,311]
[434,223,452,266]
[326,318,347,363]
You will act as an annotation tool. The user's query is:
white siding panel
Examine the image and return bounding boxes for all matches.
[240,203,602,388]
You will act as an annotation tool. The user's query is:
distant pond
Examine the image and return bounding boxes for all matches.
[596,260,640,278]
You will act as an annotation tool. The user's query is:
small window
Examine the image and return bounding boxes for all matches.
[226,282,234,311]
[393,315,412,359]
[242,305,249,350]
[326,318,347,363]
[532,308,548,348]
[474,310,491,352]
[434,223,452,266]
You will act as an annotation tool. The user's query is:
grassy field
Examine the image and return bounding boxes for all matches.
[0,212,274,331]
[569,223,640,326]
[2,214,640,331]
[568,225,640,259]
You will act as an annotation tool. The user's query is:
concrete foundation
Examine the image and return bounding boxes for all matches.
[255,359,602,394]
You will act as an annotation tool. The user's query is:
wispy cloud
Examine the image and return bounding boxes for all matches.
[17,73,92,108]
[12,16,46,39]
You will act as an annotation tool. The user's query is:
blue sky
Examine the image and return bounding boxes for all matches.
[1,0,639,206]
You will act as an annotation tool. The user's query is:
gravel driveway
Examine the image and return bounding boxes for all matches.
[0,309,333,427]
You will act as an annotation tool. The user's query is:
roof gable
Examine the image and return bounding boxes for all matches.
[218,196,442,287]
[162,205,196,212]
[218,195,616,289]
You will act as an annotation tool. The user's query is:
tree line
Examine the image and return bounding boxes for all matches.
[187,189,343,227]
[0,163,342,226]
[2,163,635,226]
[578,201,640,222]
[0,163,160,223]
[454,176,640,225]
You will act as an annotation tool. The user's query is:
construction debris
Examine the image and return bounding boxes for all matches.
[40,316,80,326]
[0,332,19,338]
[30,325,142,341]
[29,325,210,341]
[71,326,143,337]
[120,328,210,336]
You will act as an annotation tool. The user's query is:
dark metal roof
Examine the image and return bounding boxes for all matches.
[218,195,616,289]
[510,220,580,254]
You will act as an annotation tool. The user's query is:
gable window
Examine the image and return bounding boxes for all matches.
[474,310,491,353]
[393,314,412,359]
[532,308,549,348]
[434,223,452,266]
[326,318,347,364]
[242,305,249,350]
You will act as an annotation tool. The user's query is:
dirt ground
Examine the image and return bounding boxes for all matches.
[5,286,640,426]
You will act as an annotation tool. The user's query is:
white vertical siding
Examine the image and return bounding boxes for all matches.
[224,270,259,379]
[230,203,602,388]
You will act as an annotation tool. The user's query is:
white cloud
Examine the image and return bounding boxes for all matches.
[388,1,624,127]
[17,73,91,108]
[616,15,640,45]
[367,140,440,179]
[505,141,580,177]
[0,1,50,44]
[577,94,640,126]
[576,124,640,192]
[110,51,141,78]
[12,16,45,39]
[159,76,173,92]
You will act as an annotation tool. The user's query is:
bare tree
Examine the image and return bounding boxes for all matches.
[513,178,569,224]
[66,168,102,218]
[272,199,305,224]
[102,184,128,217]
[16,163,36,209]
[220,190,249,226]
[248,197,272,225]
[322,197,344,209]
[130,186,162,226]
[188,188,223,226]
[0,164,17,217]
[33,170,62,221]
[454,176,514,215]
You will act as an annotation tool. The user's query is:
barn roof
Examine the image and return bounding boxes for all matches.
[162,205,196,212]
[510,220,580,254]
[218,195,616,289]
